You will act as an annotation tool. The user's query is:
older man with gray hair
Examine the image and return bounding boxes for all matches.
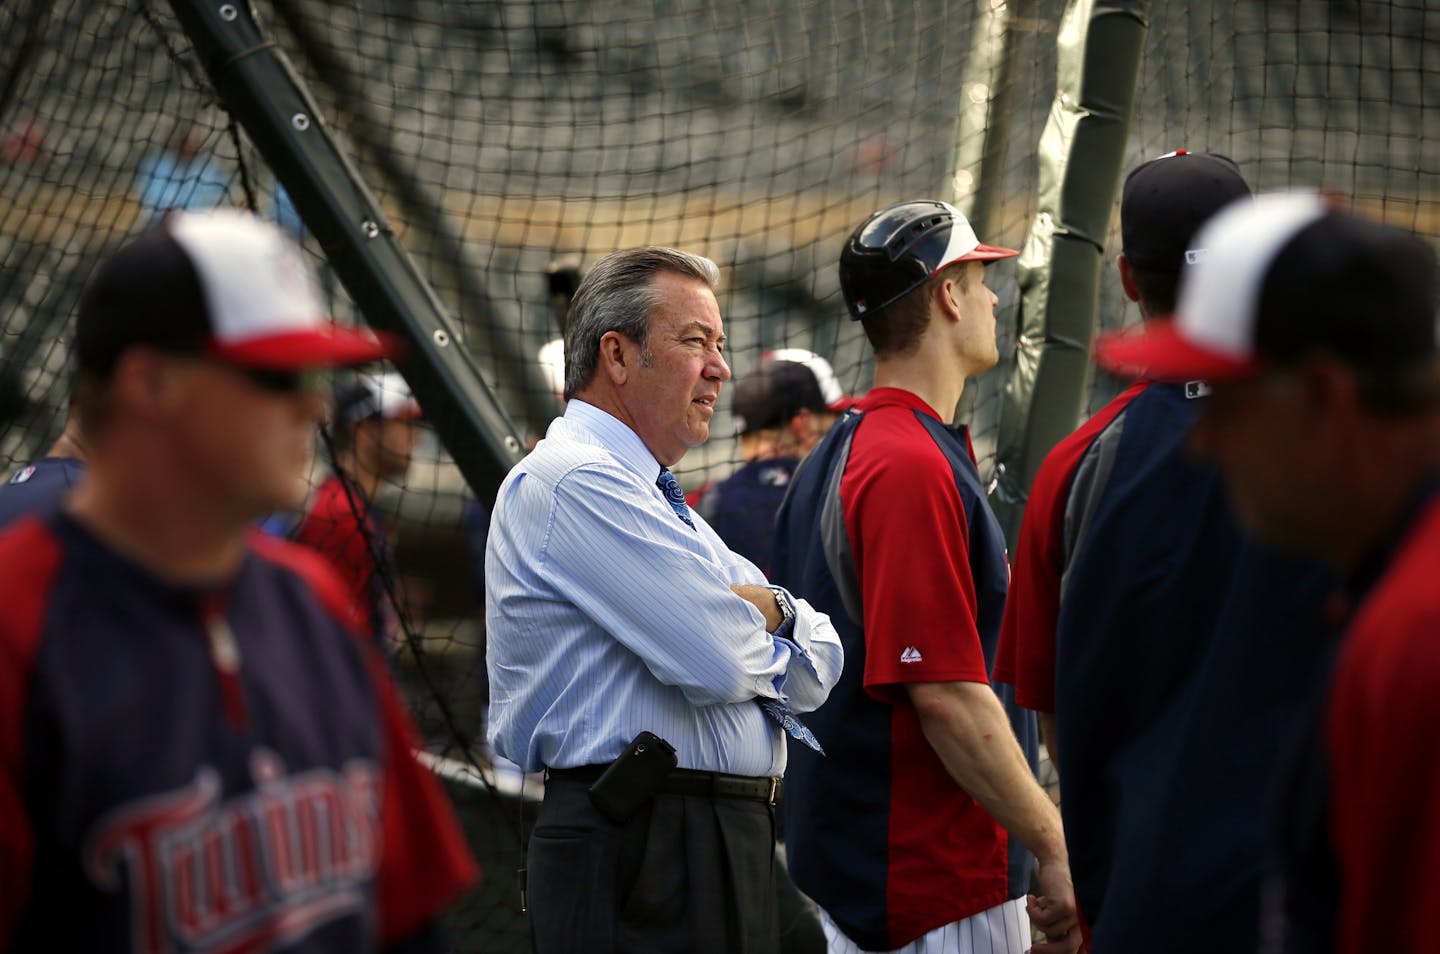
[485,246,843,953]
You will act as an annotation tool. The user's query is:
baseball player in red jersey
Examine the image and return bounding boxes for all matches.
[772,199,1078,954]
[0,210,477,952]
[294,371,423,651]
[1096,191,1440,954]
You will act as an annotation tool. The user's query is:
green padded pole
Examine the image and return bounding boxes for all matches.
[990,0,1148,550]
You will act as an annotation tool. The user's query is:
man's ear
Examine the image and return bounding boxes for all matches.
[1298,354,1361,420]
[788,407,814,442]
[598,331,630,386]
[933,276,962,324]
[110,348,177,421]
[1117,254,1142,304]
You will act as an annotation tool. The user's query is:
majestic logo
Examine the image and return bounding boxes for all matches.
[83,749,382,954]
[7,465,36,485]
[900,646,923,664]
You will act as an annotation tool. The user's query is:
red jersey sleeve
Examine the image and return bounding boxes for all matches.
[366,653,480,943]
[842,411,990,700]
[995,382,1147,711]
[0,519,63,945]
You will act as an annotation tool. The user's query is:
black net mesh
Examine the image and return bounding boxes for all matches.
[1088,1,1440,412]
[3,0,1439,948]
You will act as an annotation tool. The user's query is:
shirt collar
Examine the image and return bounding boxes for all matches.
[555,399,663,480]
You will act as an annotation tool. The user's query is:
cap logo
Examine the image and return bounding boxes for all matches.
[855,300,867,314]
[1185,248,1209,265]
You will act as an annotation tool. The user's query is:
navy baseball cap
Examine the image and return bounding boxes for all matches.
[1096,191,1439,383]
[766,348,859,411]
[1120,150,1252,274]
[732,359,830,434]
[76,209,400,378]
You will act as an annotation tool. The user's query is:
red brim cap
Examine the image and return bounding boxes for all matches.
[955,242,1021,263]
[205,327,405,370]
[1093,319,1262,381]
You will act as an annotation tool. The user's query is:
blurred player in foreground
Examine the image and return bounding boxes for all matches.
[0,209,477,951]
[1096,191,1440,954]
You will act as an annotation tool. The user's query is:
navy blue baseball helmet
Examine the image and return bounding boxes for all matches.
[839,199,1018,320]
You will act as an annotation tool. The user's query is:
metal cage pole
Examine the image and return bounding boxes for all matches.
[167,0,525,503]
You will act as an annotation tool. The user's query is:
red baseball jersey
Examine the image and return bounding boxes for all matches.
[294,474,396,651]
[772,388,1037,949]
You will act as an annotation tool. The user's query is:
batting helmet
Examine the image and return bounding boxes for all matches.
[839,199,1018,320]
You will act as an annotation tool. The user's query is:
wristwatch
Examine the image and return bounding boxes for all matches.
[768,585,796,637]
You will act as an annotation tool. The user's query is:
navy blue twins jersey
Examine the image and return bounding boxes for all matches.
[0,512,477,952]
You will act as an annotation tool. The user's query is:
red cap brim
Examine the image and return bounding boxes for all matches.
[1094,320,1262,381]
[206,327,404,370]
[960,242,1021,262]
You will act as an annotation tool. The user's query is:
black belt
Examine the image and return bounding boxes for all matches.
[546,764,783,806]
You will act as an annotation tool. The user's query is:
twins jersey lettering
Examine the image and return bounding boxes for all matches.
[0,512,477,952]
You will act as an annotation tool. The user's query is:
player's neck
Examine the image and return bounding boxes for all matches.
[66,465,252,585]
[872,354,968,424]
[46,419,90,463]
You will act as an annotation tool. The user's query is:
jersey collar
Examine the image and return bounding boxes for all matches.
[855,387,944,421]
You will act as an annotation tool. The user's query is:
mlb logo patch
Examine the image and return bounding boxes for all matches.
[8,466,36,485]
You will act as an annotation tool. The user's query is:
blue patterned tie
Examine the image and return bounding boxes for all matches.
[656,468,823,753]
[759,698,825,754]
[655,467,695,529]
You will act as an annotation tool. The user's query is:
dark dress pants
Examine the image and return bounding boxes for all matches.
[528,775,780,953]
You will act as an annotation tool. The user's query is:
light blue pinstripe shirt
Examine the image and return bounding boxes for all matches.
[485,400,843,776]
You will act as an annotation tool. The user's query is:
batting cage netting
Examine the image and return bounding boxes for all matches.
[2,0,1437,948]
